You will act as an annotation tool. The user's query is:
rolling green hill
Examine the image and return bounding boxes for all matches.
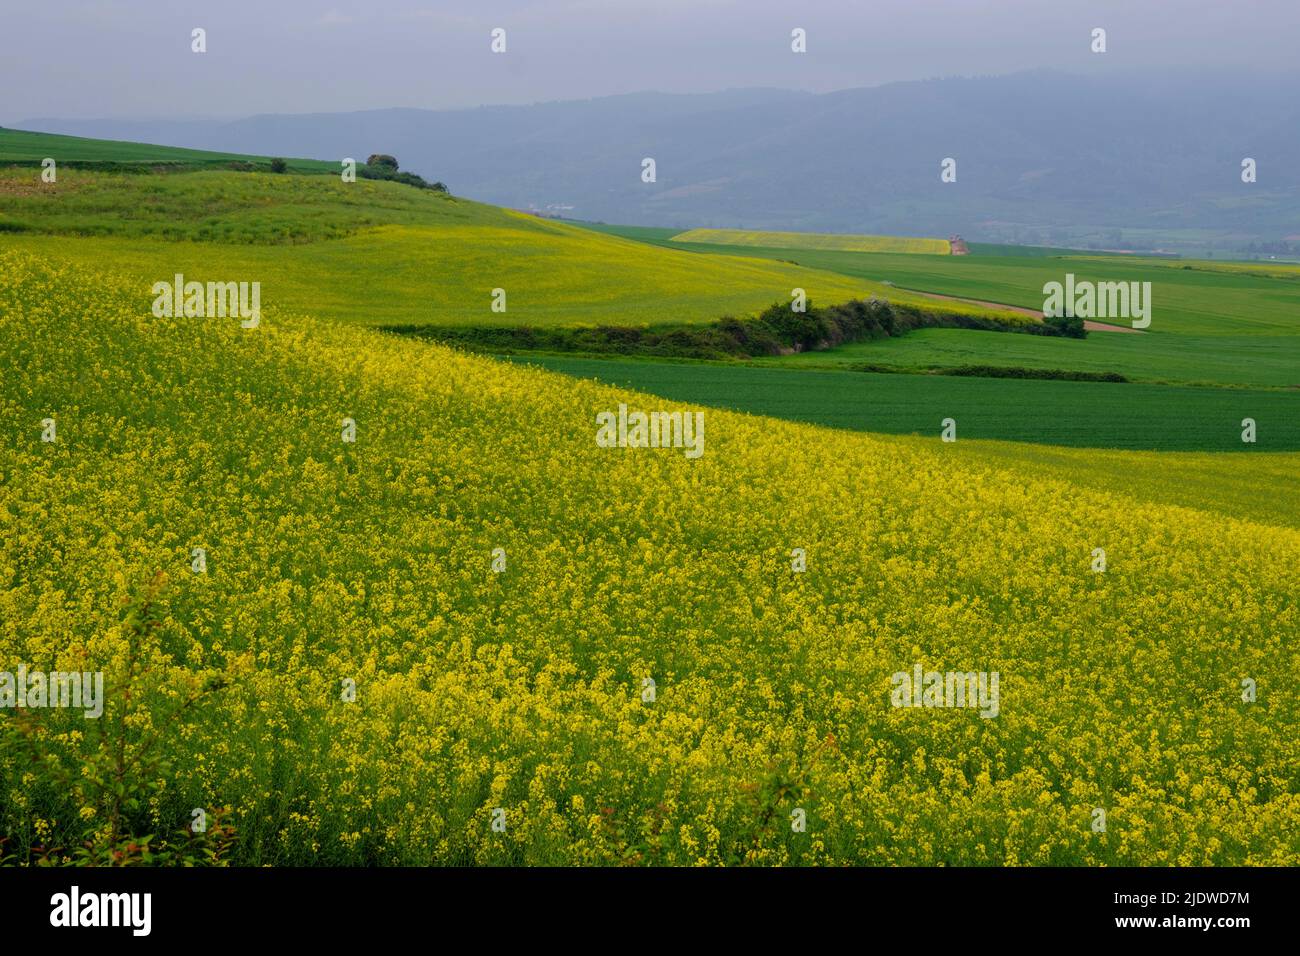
[0,126,334,171]
[0,162,1013,330]
[0,167,467,242]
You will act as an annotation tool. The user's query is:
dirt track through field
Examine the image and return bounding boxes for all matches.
[896,286,1143,333]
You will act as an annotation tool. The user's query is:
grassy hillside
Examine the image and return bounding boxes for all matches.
[3,249,1297,866]
[670,228,950,255]
[0,167,468,243]
[0,126,334,171]
[0,166,1016,330]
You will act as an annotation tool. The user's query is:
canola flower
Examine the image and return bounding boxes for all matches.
[670,228,952,255]
[0,249,1298,866]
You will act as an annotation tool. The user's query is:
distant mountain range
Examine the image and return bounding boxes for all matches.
[21,70,1300,253]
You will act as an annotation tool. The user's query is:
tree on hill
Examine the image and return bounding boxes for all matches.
[356,154,448,193]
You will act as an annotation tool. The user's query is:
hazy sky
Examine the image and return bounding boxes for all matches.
[5,0,1297,121]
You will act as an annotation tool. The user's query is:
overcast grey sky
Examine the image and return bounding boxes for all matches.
[4,0,1297,121]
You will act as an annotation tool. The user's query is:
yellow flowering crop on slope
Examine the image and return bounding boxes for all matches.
[671,228,951,255]
[0,250,1297,865]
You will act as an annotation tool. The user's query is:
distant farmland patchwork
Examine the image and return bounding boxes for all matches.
[3,148,1297,448]
[565,220,1300,449]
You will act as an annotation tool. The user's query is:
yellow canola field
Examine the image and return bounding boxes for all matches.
[1,251,1297,865]
[672,228,952,255]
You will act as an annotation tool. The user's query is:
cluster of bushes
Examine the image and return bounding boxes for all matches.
[386,294,1084,361]
[267,153,449,191]
[357,153,448,193]
[752,296,1082,350]
[1043,311,1087,337]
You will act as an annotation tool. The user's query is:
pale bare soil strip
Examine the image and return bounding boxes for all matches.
[897,286,1143,333]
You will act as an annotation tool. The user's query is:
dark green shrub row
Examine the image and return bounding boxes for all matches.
[383,294,1084,360]
[846,363,1128,383]
[382,322,754,360]
[936,364,1127,382]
